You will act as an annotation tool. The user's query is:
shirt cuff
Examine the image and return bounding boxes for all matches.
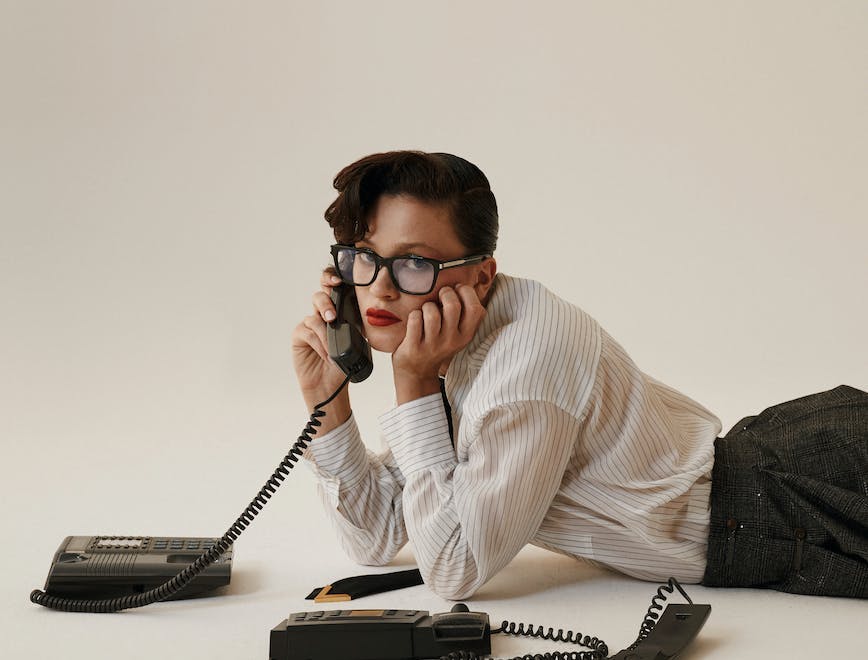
[379,393,457,477]
[304,413,369,490]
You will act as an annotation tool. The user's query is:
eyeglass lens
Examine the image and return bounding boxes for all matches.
[336,248,436,294]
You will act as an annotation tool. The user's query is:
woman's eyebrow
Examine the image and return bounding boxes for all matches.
[359,241,441,255]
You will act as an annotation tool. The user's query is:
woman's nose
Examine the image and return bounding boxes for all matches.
[368,264,398,298]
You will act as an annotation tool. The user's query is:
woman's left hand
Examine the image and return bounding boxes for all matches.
[391,284,486,404]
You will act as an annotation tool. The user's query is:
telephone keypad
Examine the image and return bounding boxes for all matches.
[288,610,423,622]
[88,536,222,553]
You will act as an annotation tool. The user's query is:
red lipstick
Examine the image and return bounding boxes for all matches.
[366,308,401,327]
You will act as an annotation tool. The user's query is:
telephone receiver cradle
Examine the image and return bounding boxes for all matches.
[327,284,373,383]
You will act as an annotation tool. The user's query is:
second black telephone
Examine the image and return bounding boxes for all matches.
[326,284,373,383]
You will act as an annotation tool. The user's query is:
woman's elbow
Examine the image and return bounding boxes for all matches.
[422,566,484,601]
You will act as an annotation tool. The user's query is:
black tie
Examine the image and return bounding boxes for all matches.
[440,377,454,447]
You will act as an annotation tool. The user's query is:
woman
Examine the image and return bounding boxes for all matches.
[292,151,868,600]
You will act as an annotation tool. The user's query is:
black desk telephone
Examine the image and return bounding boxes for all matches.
[30,283,710,659]
[30,284,369,612]
[269,591,712,660]
[41,535,232,601]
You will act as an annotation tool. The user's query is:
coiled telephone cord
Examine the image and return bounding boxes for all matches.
[29,375,351,613]
[439,620,606,660]
[492,619,608,660]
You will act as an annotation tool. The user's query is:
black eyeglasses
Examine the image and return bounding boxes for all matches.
[331,244,490,295]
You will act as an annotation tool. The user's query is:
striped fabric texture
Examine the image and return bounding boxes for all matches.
[305,274,722,599]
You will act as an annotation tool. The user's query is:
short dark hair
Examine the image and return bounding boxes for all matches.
[324,151,498,255]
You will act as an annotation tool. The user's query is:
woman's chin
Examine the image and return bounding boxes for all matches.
[364,326,403,354]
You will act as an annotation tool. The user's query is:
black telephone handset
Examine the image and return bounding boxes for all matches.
[326,284,373,383]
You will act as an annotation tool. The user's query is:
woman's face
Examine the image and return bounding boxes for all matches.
[353,194,495,353]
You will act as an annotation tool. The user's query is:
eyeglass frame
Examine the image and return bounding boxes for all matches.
[330,244,491,295]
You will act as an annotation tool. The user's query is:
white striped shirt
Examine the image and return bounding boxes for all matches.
[304,274,721,599]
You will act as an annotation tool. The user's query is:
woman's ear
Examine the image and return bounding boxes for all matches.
[474,258,497,304]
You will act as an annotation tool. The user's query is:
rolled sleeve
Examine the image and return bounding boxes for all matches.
[304,413,369,490]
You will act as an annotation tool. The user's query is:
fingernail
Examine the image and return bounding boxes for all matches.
[331,275,342,284]
[324,310,335,321]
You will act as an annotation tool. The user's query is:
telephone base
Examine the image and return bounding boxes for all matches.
[42,535,232,601]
